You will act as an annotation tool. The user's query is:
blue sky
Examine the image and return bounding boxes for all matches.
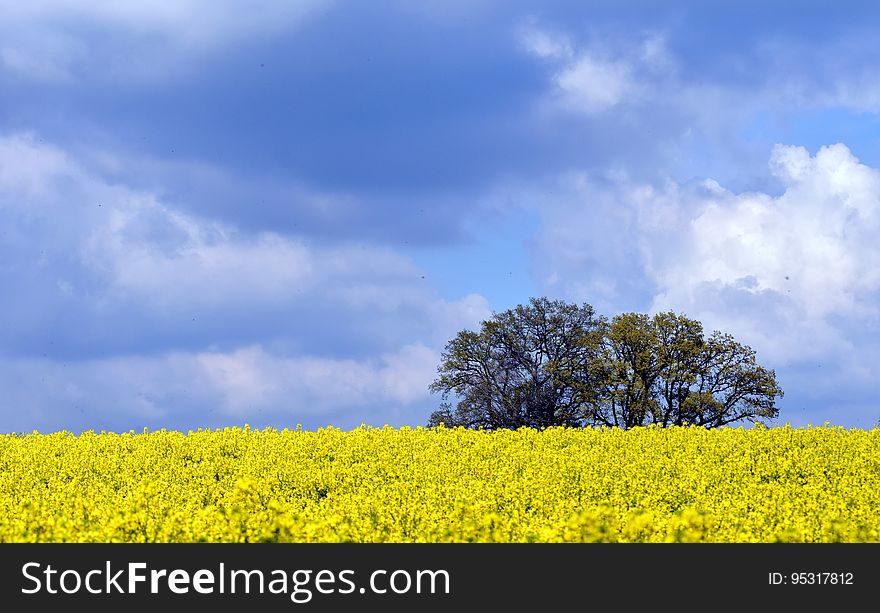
[3,1,880,433]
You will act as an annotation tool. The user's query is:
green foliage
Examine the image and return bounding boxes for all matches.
[429,298,782,430]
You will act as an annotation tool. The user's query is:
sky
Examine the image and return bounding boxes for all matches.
[3,1,880,433]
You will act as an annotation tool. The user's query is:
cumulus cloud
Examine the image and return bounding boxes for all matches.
[653,144,880,333]
[0,133,491,431]
[514,141,880,426]
[525,143,880,370]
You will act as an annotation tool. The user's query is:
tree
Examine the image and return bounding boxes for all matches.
[429,298,783,430]
[427,297,604,429]
[559,311,783,428]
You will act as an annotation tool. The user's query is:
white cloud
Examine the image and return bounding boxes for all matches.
[554,55,636,114]
[513,171,677,314]
[0,133,484,318]
[0,132,77,198]
[18,1,322,38]
[197,342,439,415]
[377,343,440,405]
[827,80,880,113]
[505,141,880,427]
[639,34,676,73]
[521,22,880,122]
[0,0,330,81]
[523,143,880,370]
[514,23,880,196]
[0,134,315,313]
[519,24,671,115]
[654,143,880,322]
[519,27,573,61]
[0,132,492,429]
[83,205,317,312]
[0,342,442,432]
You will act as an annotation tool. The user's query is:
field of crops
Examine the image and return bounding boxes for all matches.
[1,425,878,542]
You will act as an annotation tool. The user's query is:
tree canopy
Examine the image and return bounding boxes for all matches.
[428,298,782,430]
[428,297,603,429]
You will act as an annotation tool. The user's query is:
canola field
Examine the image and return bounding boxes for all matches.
[1,425,878,542]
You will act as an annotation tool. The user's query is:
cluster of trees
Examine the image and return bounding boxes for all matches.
[428,297,782,430]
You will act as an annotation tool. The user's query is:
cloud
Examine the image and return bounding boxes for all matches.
[196,344,433,416]
[511,141,880,426]
[514,19,880,197]
[198,342,439,415]
[524,143,880,371]
[519,27,573,61]
[0,133,492,430]
[520,25,646,115]
[0,0,330,81]
[0,342,443,433]
[654,143,880,324]
[518,22,690,119]
[82,203,315,313]
[0,132,485,325]
[552,55,637,115]
[0,132,78,197]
